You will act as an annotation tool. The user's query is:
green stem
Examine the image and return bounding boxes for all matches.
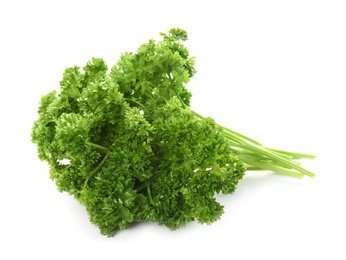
[243,159,304,179]
[147,183,153,205]
[239,155,301,167]
[230,141,315,178]
[190,109,315,178]
[168,73,189,109]
[191,110,249,146]
[87,142,109,152]
[173,88,188,109]
[220,125,263,146]
[222,130,254,145]
[243,165,265,171]
[190,110,262,146]
[84,154,109,188]
[124,98,145,108]
[232,147,293,161]
[265,148,316,160]
[188,106,315,178]
[136,170,163,192]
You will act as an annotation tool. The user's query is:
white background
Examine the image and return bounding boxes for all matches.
[1,0,345,259]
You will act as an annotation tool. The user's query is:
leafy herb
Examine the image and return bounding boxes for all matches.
[31,28,315,237]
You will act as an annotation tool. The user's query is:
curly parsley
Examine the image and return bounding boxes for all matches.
[31,28,315,237]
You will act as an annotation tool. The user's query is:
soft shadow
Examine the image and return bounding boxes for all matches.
[214,171,304,204]
[237,171,304,189]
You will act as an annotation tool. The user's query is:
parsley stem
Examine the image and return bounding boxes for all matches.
[240,155,301,168]
[190,110,204,119]
[230,141,315,178]
[124,98,145,108]
[190,109,262,146]
[220,126,263,146]
[136,170,163,192]
[147,183,153,205]
[173,89,187,109]
[84,154,109,188]
[222,131,248,145]
[191,109,254,145]
[87,142,109,152]
[243,160,304,179]
[265,148,316,160]
[189,108,315,178]
[232,146,293,161]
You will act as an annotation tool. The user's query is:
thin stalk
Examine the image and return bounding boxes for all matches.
[189,107,315,178]
[230,141,315,178]
[188,106,315,177]
[239,155,301,167]
[243,165,265,171]
[221,126,263,146]
[169,74,189,110]
[136,170,163,192]
[173,88,188,109]
[190,109,205,119]
[147,183,153,205]
[124,98,145,108]
[243,159,304,179]
[232,146,293,161]
[84,154,109,188]
[222,131,248,145]
[190,110,262,146]
[87,142,109,153]
[265,148,316,160]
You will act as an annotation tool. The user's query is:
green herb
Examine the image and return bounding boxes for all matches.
[31,28,315,237]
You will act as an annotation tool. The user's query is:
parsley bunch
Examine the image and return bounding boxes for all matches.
[32,28,315,237]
